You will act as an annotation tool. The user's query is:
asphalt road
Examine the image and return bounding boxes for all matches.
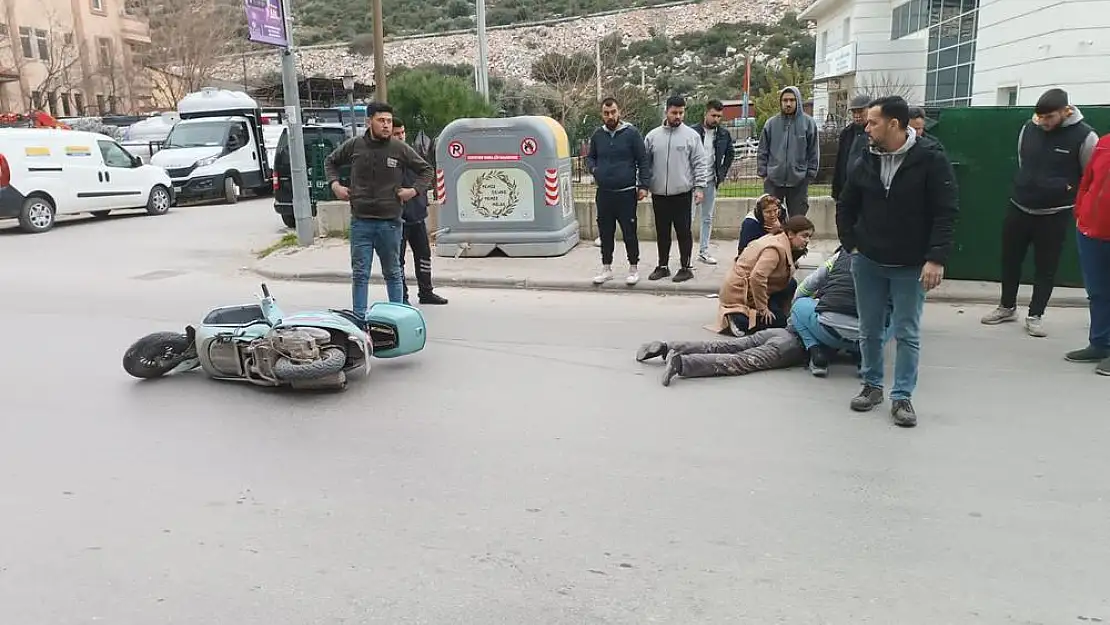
[1,198,1108,624]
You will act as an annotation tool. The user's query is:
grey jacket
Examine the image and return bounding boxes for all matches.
[643,123,709,196]
[757,86,820,187]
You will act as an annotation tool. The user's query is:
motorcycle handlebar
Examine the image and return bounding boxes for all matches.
[261,283,271,298]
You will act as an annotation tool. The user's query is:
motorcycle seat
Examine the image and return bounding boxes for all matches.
[203,304,268,326]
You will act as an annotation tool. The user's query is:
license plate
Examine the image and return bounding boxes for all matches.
[173,186,182,193]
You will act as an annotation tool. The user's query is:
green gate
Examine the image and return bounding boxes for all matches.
[930,106,1110,287]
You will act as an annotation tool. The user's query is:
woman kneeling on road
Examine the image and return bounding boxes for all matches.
[711,215,814,337]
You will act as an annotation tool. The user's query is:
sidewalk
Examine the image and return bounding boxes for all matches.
[251,237,1090,307]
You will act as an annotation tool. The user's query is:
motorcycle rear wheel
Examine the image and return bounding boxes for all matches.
[272,346,346,381]
[123,332,195,379]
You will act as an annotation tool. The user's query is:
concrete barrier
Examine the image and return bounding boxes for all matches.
[315,196,836,241]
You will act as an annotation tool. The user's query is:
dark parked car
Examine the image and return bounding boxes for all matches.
[272,124,350,228]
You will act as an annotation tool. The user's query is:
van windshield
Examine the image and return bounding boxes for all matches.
[164,122,229,148]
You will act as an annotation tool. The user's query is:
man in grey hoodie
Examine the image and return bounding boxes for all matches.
[643,95,710,283]
[757,86,820,217]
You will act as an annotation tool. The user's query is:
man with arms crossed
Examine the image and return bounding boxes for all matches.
[644,95,709,283]
[690,99,735,266]
[836,96,959,428]
[586,97,652,286]
[325,102,434,324]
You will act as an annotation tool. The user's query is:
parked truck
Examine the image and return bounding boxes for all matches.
[149,88,272,204]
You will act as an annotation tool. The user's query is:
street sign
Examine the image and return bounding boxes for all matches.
[521,136,538,155]
[447,140,465,158]
[243,0,289,47]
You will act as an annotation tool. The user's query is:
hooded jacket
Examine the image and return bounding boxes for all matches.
[757,86,820,187]
[643,122,709,196]
[836,127,959,267]
[586,121,652,192]
[1011,105,1098,214]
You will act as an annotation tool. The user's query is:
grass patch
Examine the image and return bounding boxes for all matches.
[256,232,300,259]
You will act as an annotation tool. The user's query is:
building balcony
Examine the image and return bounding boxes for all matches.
[120,13,152,44]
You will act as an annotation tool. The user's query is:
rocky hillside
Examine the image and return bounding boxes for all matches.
[214,0,813,88]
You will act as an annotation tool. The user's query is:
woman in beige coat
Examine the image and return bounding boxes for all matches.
[711,215,814,337]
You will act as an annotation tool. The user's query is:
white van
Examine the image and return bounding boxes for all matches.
[0,128,174,233]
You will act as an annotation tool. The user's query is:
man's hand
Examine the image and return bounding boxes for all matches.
[396,187,418,202]
[694,190,704,204]
[637,188,647,201]
[757,309,776,325]
[331,182,350,201]
[920,261,944,291]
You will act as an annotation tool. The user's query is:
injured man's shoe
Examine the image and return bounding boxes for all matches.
[661,353,683,386]
[636,341,669,362]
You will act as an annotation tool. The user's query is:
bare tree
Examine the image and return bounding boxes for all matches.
[530,52,595,126]
[140,0,240,106]
[29,14,83,109]
[855,72,917,101]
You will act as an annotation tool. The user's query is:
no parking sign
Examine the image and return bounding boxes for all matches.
[447,140,465,159]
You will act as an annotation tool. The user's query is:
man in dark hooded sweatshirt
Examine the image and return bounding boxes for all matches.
[832,93,871,201]
[758,86,819,216]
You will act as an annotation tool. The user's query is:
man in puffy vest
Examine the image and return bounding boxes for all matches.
[981,88,1097,337]
[1067,133,1110,376]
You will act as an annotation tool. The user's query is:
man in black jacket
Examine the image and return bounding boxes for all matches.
[980,88,1097,337]
[836,95,959,428]
[586,97,652,286]
[690,99,736,265]
[831,93,871,201]
[393,120,447,306]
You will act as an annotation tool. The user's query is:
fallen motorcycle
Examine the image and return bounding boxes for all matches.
[122,283,426,390]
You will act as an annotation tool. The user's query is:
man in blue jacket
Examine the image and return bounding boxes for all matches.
[586,97,652,286]
[758,86,819,216]
[393,120,447,306]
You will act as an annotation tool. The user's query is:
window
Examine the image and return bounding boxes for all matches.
[91,0,105,12]
[842,17,851,43]
[62,93,73,116]
[19,26,33,59]
[924,0,979,109]
[31,90,42,108]
[74,92,85,114]
[997,86,1018,106]
[35,29,48,60]
[96,93,107,114]
[98,140,135,168]
[96,37,112,68]
[891,0,930,40]
[818,30,827,57]
[64,33,74,46]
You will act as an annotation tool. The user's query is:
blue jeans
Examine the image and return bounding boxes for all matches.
[790,296,860,352]
[693,183,718,255]
[851,253,925,400]
[350,217,404,317]
[1077,229,1110,350]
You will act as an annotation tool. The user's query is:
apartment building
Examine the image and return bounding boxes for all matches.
[0,0,154,115]
[801,0,1110,122]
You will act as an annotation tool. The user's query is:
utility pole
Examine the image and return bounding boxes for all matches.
[595,38,602,101]
[475,0,490,101]
[372,0,387,101]
[279,0,314,247]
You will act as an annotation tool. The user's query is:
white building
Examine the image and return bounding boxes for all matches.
[800,0,1110,123]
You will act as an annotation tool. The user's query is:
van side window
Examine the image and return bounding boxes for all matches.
[98,140,135,168]
[229,123,249,150]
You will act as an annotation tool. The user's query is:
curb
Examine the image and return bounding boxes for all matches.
[251,267,1091,307]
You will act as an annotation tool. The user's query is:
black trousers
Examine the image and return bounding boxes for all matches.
[596,188,640,266]
[1000,205,1072,316]
[763,179,810,217]
[652,191,693,268]
[400,219,434,300]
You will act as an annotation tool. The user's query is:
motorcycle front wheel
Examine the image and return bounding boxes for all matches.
[123,332,195,379]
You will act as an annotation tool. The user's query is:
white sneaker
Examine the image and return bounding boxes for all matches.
[594,237,602,247]
[593,268,613,285]
[1025,315,1047,337]
[626,268,640,285]
[698,252,717,265]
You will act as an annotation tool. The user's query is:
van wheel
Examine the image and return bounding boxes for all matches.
[223,176,240,204]
[147,185,172,215]
[281,214,296,228]
[19,196,56,233]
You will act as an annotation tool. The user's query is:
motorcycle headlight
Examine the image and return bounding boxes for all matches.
[195,155,219,168]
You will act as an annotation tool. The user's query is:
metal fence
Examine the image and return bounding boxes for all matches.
[571,128,842,200]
